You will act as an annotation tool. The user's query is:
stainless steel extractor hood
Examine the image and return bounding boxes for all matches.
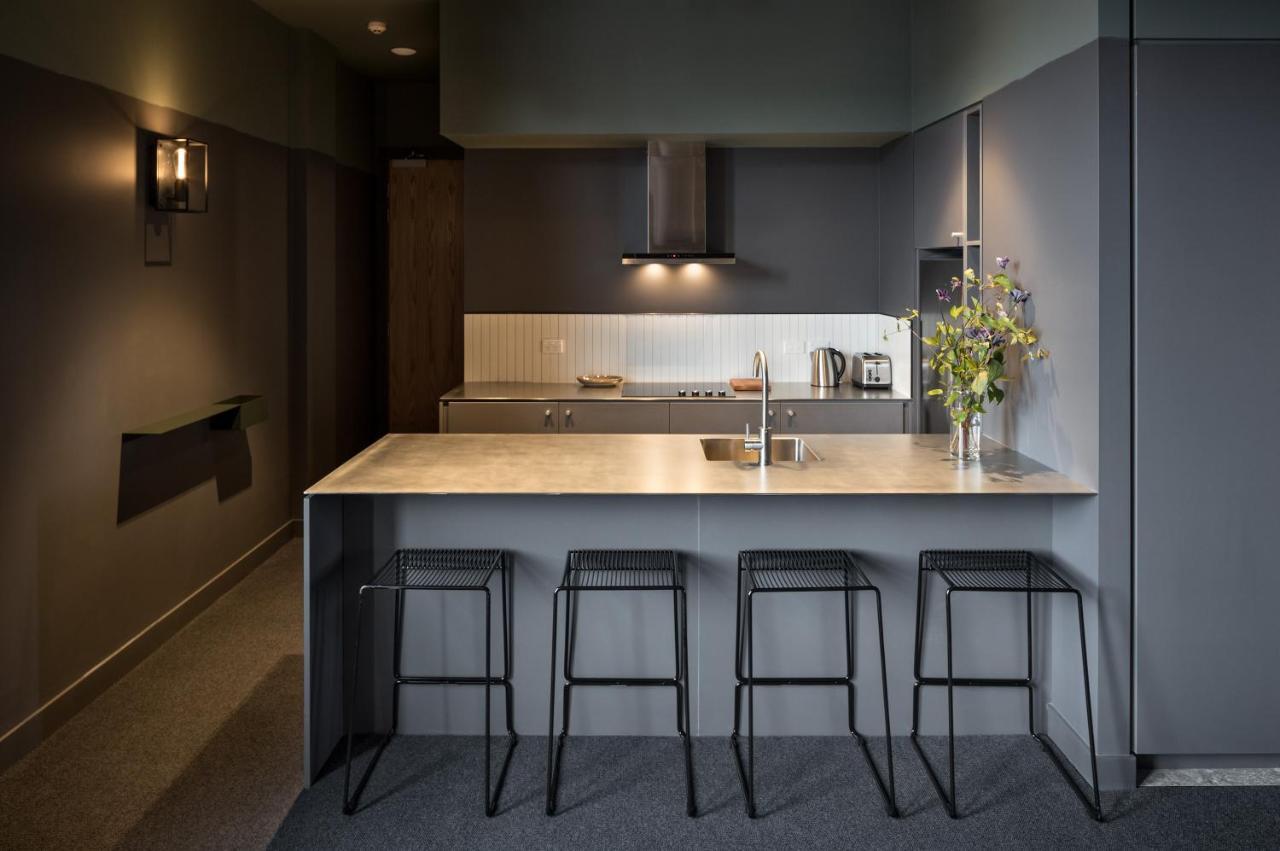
[621,141,735,265]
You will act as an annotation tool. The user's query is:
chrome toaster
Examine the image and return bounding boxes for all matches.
[851,352,892,388]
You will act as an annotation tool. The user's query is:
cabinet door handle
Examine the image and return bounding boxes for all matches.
[767,409,775,418]
[564,409,572,418]
[786,409,796,418]
[544,409,553,420]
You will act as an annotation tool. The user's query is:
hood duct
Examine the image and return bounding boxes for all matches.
[621,141,735,265]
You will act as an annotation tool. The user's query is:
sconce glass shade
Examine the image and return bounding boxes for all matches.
[153,138,207,212]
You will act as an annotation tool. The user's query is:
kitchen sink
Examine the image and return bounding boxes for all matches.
[700,437,822,463]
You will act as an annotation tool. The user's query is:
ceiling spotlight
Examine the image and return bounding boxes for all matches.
[390,46,417,56]
[367,20,387,34]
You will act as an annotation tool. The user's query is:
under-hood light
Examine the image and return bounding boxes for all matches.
[622,252,735,266]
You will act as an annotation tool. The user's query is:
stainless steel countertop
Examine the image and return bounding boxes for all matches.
[306,433,1092,496]
[439,382,910,402]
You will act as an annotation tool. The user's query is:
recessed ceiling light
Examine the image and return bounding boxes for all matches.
[367,20,387,35]
[390,46,417,57]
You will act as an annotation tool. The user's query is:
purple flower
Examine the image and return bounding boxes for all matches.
[1011,287,1031,305]
[935,287,951,302]
[996,256,1010,270]
[991,334,1007,348]
[964,326,992,341]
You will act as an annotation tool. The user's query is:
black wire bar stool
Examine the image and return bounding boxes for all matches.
[910,549,1103,821]
[731,549,898,819]
[343,548,517,817]
[545,549,696,817]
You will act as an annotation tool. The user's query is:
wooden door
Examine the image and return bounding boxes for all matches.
[388,159,463,432]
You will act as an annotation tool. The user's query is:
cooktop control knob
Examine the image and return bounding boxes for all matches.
[677,389,688,397]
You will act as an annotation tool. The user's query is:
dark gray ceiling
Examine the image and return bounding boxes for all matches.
[252,0,438,79]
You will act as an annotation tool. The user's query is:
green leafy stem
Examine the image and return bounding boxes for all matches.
[886,262,1049,425]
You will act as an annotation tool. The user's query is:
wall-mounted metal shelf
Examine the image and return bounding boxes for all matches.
[123,394,266,440]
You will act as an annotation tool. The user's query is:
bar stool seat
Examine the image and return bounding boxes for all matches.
[732,550,898,819]
[343,548,517,817]
[545,549,696,817]
[911,549,1103,821]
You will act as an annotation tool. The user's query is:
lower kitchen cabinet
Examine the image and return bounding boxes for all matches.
[669,402,780,434]
[442,401,558,433]
[778,402,905,434]
[560,402,669,433]
[442,399,907,435]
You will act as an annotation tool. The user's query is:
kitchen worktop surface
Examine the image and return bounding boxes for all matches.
[306,433,1091,496]
[440,381,910,402]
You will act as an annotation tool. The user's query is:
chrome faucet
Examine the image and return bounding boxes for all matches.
[743,350,773,466]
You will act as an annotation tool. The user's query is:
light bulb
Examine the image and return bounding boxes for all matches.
[175,145,187,181]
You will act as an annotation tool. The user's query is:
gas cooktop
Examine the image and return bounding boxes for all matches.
[620,382,736,398]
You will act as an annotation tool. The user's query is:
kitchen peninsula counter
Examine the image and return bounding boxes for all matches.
[307,433,1091,497]
[303,433,1097,788]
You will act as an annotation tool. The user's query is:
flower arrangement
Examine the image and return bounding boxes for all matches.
[892,256,1048,458]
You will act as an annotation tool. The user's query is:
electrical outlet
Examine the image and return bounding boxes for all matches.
[541,338,565,354]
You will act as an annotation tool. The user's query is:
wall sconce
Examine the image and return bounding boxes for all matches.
[152,137,207,213]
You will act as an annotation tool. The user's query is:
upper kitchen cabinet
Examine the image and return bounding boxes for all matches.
[439,0,910,147]
[912,111,966,249]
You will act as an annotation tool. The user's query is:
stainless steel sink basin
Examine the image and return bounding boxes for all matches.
[700,437,822,463]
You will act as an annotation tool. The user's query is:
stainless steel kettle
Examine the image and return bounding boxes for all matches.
[810,347,846,387]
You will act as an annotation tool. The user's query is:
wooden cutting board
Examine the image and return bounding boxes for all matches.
[729,378,770,391]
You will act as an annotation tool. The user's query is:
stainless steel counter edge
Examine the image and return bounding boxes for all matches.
[440,381,911,402]
[305,433,1094,497]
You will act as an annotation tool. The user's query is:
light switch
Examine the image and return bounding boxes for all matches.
[541,338,566,354]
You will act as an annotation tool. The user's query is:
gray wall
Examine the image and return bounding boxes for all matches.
[464,147,883,314]
[909,0,1101,130]
[979,39,1133,786]
[0,1,377,769]
[0,54,291,761]
[440,0,909,146]
[1132,41,1280,755]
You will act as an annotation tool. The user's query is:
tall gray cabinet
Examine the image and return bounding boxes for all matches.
[1133,42,1280,755]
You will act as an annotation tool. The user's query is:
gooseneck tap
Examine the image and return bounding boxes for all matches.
[743,350,773,466]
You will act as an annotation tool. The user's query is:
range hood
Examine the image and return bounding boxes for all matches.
[621,141,735,265]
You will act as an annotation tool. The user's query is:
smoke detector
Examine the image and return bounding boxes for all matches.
[367,20,387,35]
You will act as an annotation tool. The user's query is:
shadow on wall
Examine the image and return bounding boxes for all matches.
[117,424,253,523]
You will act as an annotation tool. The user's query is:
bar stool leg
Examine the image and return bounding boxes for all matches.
[343,589,395,815]
[1026,582,1036,736]
[844,585,900,817]
[483,588,493,815]
[545,588,563,815]
[1075,592,1104,821]
[910,555,927,739]
[675,584,696,816]
[871,588,900,817]
[944,588,958,818]
[843,587,857,740]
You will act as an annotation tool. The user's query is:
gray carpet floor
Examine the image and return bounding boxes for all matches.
[0,539,303,851]
[271,733,1280,850]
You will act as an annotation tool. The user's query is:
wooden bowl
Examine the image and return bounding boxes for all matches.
[576,375,624,387]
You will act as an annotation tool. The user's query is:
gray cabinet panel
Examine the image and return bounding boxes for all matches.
[669,402,779,434]
[444,402,558,433]
[779,402,905,435]
[878,134,916,316]
[561,402,668,433]
[913,111,965,249]
[1133,42,1280,754]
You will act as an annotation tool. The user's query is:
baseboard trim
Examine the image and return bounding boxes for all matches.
[0,520,295,773]
[1045,701,1136,791]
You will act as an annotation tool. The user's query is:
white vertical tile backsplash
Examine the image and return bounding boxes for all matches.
[463,314,912,393]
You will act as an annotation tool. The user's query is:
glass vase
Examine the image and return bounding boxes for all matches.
[949,411,983,460]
